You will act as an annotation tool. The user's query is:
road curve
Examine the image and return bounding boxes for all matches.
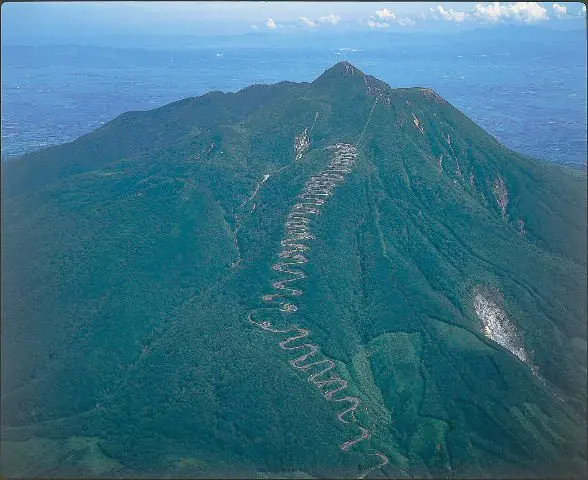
[247,138,390,478]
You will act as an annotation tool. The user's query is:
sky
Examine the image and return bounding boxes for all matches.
[2,1,586,44]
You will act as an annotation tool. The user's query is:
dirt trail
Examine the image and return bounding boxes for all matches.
[246,99,391,477]
[240,174,270,208]
[356,98,379,147]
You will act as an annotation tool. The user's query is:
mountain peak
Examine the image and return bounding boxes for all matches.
[313,61,365,84]
[331,61,364,75]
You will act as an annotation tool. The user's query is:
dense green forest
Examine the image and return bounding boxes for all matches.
[2,62,586,478]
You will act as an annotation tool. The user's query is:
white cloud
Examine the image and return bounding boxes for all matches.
[296,13,340,28]
[578,4,586,17]
[552,3,567,18]
[299,16,318,27]
[472,2,508,22]
[397,17,416,27]
[375,8,396,20]
[431,5,469,22]
[504,2,549,22]
[265,18,280,29]
[473,2,548,24]
[319,13,341,25]
[368,7,416,28]
[367,19,390,29]
[250,24,258,29]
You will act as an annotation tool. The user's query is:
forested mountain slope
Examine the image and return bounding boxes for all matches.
[2,62,586,478]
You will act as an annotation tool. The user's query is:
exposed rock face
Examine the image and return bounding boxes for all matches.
[493,176,509,218]
[412,113,424,135]
[364,75,392,105]
[294,128,311,160]
[420,87,447,104]
[455,158,463,179]
[342,61,359,76]
[474,288,528,363]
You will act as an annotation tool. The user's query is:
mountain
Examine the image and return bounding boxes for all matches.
[1,61,586,479]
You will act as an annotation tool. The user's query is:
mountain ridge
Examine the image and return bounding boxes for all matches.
[3,61,455,199]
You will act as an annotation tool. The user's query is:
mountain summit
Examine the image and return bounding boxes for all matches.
[313,61,366,80]
[2,64,586,478]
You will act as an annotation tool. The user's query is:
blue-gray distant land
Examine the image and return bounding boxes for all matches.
[1,27,586,166]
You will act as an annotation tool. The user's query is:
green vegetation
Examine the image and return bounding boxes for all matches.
[2,62,586,478]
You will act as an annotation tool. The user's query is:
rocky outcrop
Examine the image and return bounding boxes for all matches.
[294,128,311,161]
[493,176,509,218]
[420,87,447,104]
[474,288,528,363]
[412,113,424,135]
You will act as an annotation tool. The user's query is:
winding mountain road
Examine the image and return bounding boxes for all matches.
[246,100,391,478]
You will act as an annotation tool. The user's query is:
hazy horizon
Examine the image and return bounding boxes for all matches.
[2,1,586,47]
